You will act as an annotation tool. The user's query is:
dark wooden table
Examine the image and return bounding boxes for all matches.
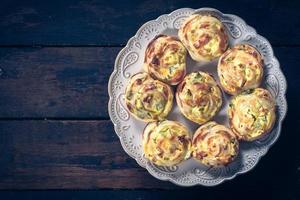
[0,0,299,199]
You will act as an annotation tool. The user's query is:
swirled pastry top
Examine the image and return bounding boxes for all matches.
[192,121,239,166]
[176,72,222,124]
[228,88,276,141]
[125,73,173,122]
[144,35,187,85]
[218,44,264,95]
[178,14,228,61]
[143,120,192,166]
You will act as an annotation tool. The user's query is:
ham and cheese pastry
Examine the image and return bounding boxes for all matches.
[176,72,222,124]
[178,14,228,61]
[192,121,239,166]
[218,44,264,95]
[228,88,276,141]
[144,35,187,85]
[143,120,192,166]
[125,73,173,122]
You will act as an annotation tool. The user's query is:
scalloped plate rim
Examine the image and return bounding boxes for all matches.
[108,7,287,186]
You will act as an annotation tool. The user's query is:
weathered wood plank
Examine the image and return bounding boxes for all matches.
[0,47,119,118]
[0,120,298,190]
[0,120,175,189]
[0,189,298,200]
[0,47,298,119]
[0,0,299,45]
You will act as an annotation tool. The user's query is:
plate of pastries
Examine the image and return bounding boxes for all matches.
[108,8,287,186]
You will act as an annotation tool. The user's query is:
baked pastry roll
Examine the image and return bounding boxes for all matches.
[178,14,228,61]
[143,120,192,166]
[176,72,222,124]
[228,88,276,141]
[144,35,187,85]
[218,44,264,95]
[192,121,239,166]
[125,72,173,122]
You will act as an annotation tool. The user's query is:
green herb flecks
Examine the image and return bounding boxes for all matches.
[199,107,205,112]
[186,89,192,96]
[226,56,234,62]
[194,72,203,80]
[169,65,177,75]
[126,91,133,100]
[160,128,170,137]
[155,102,163,111]
[251,113,257,121]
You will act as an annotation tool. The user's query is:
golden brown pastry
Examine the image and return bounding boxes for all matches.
[125,72,173,122]
[178,14,228,61]
[228,88,276,141]
[218,44,264,95]
[143,120,192,166]
[176,72,222,124]
[192,121,239,166]
[144,35,187,85]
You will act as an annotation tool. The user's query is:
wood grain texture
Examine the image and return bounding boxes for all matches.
[0,119,298,190]
[0,47,119,118]
[0,120,175,189]
[0,47,298,119]
[0,0,299,46]
[0,190,298,200]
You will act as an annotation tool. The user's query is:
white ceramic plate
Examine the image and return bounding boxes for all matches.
[108,8,287,186]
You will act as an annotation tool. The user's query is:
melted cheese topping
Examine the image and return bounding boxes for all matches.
[143,120,192,166]
[178,14,228,61]
[144,35,187,85]
[125,73,173,122]
[228,88,276,141]
[176,72,222,124]
[218,44,264,95]
[192,121,239,166]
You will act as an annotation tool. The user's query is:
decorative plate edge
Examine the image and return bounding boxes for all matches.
[107,7,288,186]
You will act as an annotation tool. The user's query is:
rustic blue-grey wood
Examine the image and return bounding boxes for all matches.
[0,0,299,199]
[0,189,298,200]
[0,47,119,118]
[0,0,299,46]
